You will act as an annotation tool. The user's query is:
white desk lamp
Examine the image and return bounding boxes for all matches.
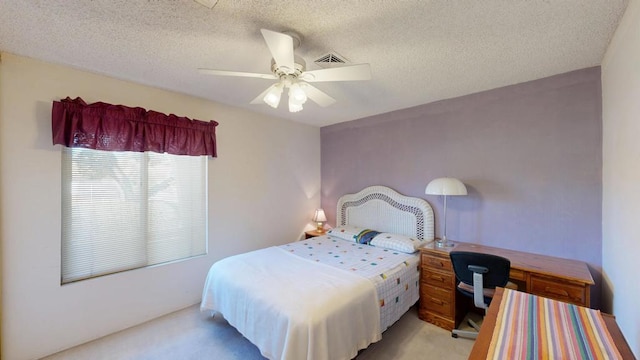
[425,177,467,247]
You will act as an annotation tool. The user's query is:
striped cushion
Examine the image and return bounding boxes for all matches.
[487,289,622,359]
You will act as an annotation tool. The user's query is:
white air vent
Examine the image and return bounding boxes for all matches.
[314,52,348,68]
[193,0,218,9]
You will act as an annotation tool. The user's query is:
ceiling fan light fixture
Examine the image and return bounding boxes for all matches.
[199,29,372,113]
[288,82,308,104]
[263,83,283,108]
[288,100,303,113]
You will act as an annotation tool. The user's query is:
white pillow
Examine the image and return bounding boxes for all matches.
[327,225,369,242]
[370,232,427,253]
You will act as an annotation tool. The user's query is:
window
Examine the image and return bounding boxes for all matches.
[61,148,207,284]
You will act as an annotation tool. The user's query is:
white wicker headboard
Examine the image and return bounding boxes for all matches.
[336,186,434,241]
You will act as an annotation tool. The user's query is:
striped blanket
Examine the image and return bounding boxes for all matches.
[487,289,622,359]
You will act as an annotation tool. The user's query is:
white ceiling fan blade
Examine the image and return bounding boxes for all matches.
[198,68,277,80]
[302,83,336,107]
[300,63,372,82]
[260,29,295,73]
[250,85,274,104]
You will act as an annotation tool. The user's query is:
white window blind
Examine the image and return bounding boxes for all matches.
[61,148,207,284]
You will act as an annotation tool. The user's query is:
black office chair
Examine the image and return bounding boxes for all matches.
[449,251,512,339]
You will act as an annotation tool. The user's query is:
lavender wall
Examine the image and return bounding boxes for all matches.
[321,67,602,307]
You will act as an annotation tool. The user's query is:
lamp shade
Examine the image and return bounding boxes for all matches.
[288,100,303,113]
[289,82,308,104]
[263,83,283,108]
[425,177,468,196]
[312,208,327,222]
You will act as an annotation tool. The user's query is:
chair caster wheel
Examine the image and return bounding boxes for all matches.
[452,333,458,338]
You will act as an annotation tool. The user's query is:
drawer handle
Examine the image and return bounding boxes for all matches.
[544,286,569,297]
[430,298,444,305]
[429,275,444,282]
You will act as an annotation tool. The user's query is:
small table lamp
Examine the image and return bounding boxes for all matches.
[312,208,327,233]
[425,177,467,247]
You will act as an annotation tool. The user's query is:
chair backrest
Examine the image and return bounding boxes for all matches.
[450,251,511,289]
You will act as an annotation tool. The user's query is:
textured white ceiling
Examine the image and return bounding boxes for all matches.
[0,0,628,127]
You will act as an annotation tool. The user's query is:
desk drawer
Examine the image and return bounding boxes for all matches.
[421,282,453,302]
[420,285,453,317]
[509,268,526,281]
[422,269,454,289]
[529,275,587,306]
[422,253,452,271]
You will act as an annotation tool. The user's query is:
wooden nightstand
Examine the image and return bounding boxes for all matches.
[418,245,459,331]
[304,229,326,239]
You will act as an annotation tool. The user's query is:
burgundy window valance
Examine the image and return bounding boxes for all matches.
[52,97,218,157]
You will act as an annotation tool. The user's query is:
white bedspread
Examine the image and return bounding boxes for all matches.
[279,235,420,331]
[200,246,381,360]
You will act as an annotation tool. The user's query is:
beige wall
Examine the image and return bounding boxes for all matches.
[602,0,640,357]
[0,53,321,360]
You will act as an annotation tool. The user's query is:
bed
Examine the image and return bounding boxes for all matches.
[200,186,435,360]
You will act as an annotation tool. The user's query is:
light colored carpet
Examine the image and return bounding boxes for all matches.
[42,305,474,360]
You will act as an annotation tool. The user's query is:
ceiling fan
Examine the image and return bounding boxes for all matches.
[198,29,372,113]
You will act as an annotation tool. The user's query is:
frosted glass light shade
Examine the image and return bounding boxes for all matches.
[289,83,308,104]
[288,100,303,112]
[263,84,283,108]
[425,177,468,196]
